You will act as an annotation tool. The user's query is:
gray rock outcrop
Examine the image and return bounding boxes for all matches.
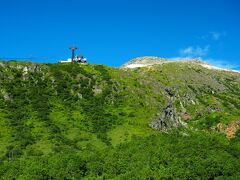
[150,102,181,131]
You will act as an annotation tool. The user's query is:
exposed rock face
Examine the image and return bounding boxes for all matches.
[121,56,203,69]
[0,61,41,73]
[150,102,181,131]
[93,85,103,96]
[121,56,168,69]
[0,89,12,101]
[164,87,175,97]
[0,61,42,81]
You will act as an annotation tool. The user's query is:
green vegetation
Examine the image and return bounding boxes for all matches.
[0,60,239,179]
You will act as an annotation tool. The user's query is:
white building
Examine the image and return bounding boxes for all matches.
[58,58,72,63]
[58,56,87,63]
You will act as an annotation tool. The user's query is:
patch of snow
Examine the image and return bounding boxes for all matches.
[125,64,150,68]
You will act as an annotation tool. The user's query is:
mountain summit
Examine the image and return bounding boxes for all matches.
[121,56,240,73]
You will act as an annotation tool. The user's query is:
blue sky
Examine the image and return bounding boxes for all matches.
[0,0,239,69]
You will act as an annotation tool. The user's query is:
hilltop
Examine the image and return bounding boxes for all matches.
[121,56,202,68]
[0,59,240,179]
[122,56,240,73]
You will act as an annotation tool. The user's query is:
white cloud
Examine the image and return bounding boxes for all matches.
[200,31,226,41]
[180,45,210,57]
[210,32,226,41]
[210,32,221,40]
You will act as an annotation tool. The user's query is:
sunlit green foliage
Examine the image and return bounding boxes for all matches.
[0,60,239,179]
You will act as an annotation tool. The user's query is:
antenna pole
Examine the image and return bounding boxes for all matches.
[69,46,77,62]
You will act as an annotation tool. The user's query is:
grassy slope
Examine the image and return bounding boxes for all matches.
[0,61,239,179]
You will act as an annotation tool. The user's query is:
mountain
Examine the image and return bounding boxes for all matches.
[0,58,240,179]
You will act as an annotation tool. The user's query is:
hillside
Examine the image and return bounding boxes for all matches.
[0,58,240,179]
